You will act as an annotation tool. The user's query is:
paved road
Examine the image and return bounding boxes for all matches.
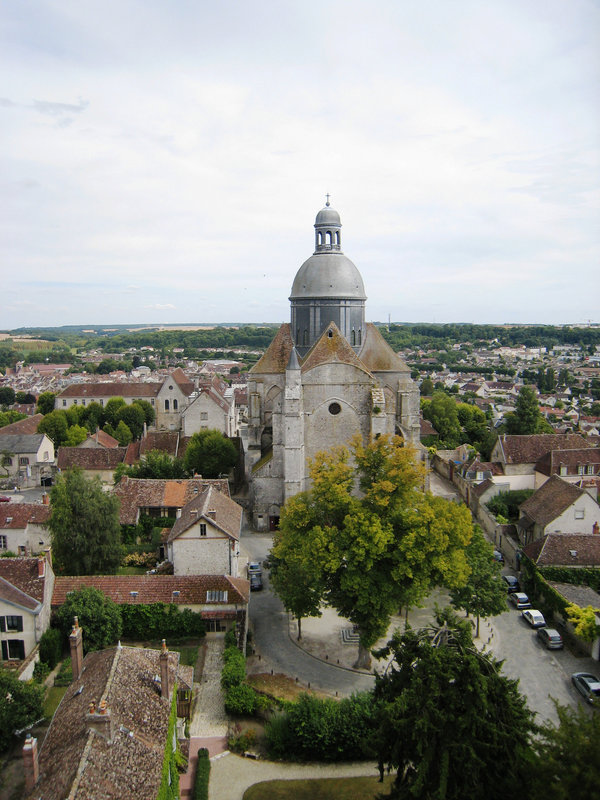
[240,529,374,696]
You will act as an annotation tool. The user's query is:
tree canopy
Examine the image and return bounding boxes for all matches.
[271,435,473,667]
[183,429,238,478]
[48,468,122,575]
[56,587,122,653]
[0,668,44,753]
[504,386,552,435]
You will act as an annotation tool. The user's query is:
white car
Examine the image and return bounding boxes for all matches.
[521,609,546,628]
[247,561,262,576]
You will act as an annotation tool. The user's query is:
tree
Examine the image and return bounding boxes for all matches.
[114,449,187,482]
[64,424,88,447]
[456,402,488,447]
[80,401,104,432]
[449,527,507,637]
[272,435,473,668]
[133,399,155,427]
[48,468,122,575]
[421,391,462,447]
[505,386,547,435]
[0,410,27,429]
[0,668,44,753]
[56,587,122,654]
[0,387,15,406]
[420,377,434,396]
[116,403,145,439]
[37,409,69,447]
[114,419,132,446]
[528,702,600,800]
[103,397,126,427]
[372,623,534,799]
[15,391,36,405]
[183,429,238,478]
[565,603,600,642]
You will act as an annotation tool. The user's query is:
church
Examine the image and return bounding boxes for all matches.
[246,201,421,531]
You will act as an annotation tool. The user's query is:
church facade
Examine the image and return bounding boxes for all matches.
[246,202,421,531]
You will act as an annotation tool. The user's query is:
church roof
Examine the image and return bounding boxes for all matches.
[250,323,294,374]
[290,253,366,300]
[359,324,411,373]
[301,322,372,375]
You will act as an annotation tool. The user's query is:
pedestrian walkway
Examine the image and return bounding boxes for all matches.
[189,638,228,738]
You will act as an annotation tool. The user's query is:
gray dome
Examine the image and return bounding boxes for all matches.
[290,253,366,300]
[315,206,341,226]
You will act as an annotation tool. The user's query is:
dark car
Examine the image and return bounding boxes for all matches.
[502,575,520,594]
[571,672,600,705]
[508,592,531,610]
[492,550,504,564]
[249,573,263,591]
[537,627,563,650]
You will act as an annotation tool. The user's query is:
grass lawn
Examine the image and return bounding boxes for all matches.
[44,686,68,719]
[169,644,199,667]
[116,566,147,575]
[243,775,394,799]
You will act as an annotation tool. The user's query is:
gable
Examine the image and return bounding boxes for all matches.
[301,322,372,376]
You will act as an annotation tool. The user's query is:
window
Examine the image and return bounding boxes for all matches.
[0,535,7,549]
[574,509,585,519]
[100,399,104,406]
[200,412,208,420]
[1,640,25,660]
[19,457,29,466]
[351,329,356,346]
[3,616,23,632]
[173,399,178,411]
[82,400,86,406]
[200,523,207,536]
[586,465,595,475]
[204,619,226,632]
[62,399,67,407]
[43,451,49,461]
[328,402,341,415]
[303,330,308,346]
[358,329,362,345]
[559,465,567,476]
[206,590,228,602]
[165,399,170,411]
[577,465,585,475]
[151,399,155,406]
[73,400,78,405]
[3,457,11,467]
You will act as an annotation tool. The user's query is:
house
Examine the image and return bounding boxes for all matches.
[112,476,231,525]
[0,433,55,488]
[0,552,54,666]
[0,503,51,554]
[523,531,600,568]
[534,447,600,488]
[52,574,249,637]
[0,414,44,437]
[517,474,600,544]
[166,485,243,577]
[24,632,190,799]
[57,446,128,484]
[182,385,237,438]
[490,434,591,490]
[78,428,120,449]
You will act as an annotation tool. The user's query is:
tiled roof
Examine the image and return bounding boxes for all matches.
[301,323,371,375]
[169,367,195,396]
[112,477,230,524]
[358,323,411,373]
[56,383,162,399]
[0,413,44,436]
[0,503,50,529]
[139,431,180,457]
[52,574,250,606]
[83,429,120,448]
[420,418,438,437]
[496,434,590,464]
[472,478,495,498]
[30,645,180,800]
[57,447,128,470]
[0,557,47,604]
[168,486,242,542]
[0,433,46,453]
[546,581,600,609]
[523,534,600,568]
[250,324,294,374]
[535,447,600,477]
[519,474,591,526]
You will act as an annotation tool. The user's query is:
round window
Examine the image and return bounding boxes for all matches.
[328,402,341,415]
[168,385,173,390]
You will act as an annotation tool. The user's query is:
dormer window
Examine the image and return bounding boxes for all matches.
[559,465,567,476]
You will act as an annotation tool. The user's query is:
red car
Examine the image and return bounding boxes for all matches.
[0,496,11,503]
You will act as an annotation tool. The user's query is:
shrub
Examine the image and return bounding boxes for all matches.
[193,747,210,800]
[54,657,73,687]
[120,603,206,641]
[33,661,50,683]
[221,647,246,690]
[39,628,62,669]
[224,628,237,648]
[227,727,256,753]
[224,684,259,716]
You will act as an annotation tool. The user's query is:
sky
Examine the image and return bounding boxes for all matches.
[1,0,599,330]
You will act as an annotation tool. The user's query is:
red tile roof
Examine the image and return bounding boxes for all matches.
[301,323,370,374]
[112,477,231,524]
[535,447,600,477]
[495,434,590,464]
[0,503,51,529]
[519,474,593,526]
[523,533,600,567]
[57,447,128,470]
[168,486,242,542]
[250,324,294,374]
[57,383,161,399]
[0,413,44,436]
[0,557,48,605]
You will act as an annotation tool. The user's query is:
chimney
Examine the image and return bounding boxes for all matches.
[37,556,45,578]
[70,617,84,682]
[159,639,170,700]
[207,510,216,521]
[22,734,39,791]
[176,508,182,519]
[594,521,599,535]
[44,546,52,567]
[42,492,50,505]
[86,699,114,743]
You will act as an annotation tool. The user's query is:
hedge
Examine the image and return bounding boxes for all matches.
[120,603,206,640]
[157,695,179,800]
[39,628,62,669]
[193,747,210,800]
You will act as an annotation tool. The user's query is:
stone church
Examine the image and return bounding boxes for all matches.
[246,201,421,531]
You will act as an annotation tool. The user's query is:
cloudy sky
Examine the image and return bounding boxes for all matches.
[2,0,599,330]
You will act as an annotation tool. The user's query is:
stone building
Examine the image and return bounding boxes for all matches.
[246,201,420,530]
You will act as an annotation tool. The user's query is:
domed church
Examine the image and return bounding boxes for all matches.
[246,200,421,531]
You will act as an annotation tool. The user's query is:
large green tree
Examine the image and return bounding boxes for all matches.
[449,526,507,636]
[55,587,122,654]
[114,449,187,482]
[0,387,16,407]
[372,623,534,799]
[116,403,145,439]
[272,435,473,667]
[37,409,69,447]
[36,391,57,415]
[183,429,238,478]
[421,391,462,447]
[504,386,552,434]
[0,668,44,753]
[48,468,122,575]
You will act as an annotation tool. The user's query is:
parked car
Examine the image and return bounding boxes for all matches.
[502,575,520,594]
[492,550,504,564]
[537,627,563,649]
[508,592,531,610]
[247,561,262,577]
[0,496,10,503]
[571,672,600,705]
[249,573,263,591]
[521,610,546,628]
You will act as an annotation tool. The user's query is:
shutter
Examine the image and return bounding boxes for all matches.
[1,641,7,660]
[0,617,5,633]
[16,617,23,632]
[17,640,25,660]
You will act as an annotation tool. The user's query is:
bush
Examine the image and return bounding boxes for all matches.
[54,657,73,687]
[39,628,62,669]
[224,628,237,648]
[193,747,210,800]
[221,647,246,690]
[486,490,534,522]
[228,727,256,753]
[120,603,206,641]
[33,661,50,683]
[224,684,259,716]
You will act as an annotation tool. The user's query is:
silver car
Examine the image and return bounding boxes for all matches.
[508,592,531,610]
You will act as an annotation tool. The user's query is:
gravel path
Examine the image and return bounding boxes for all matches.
[189,639,228,737]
